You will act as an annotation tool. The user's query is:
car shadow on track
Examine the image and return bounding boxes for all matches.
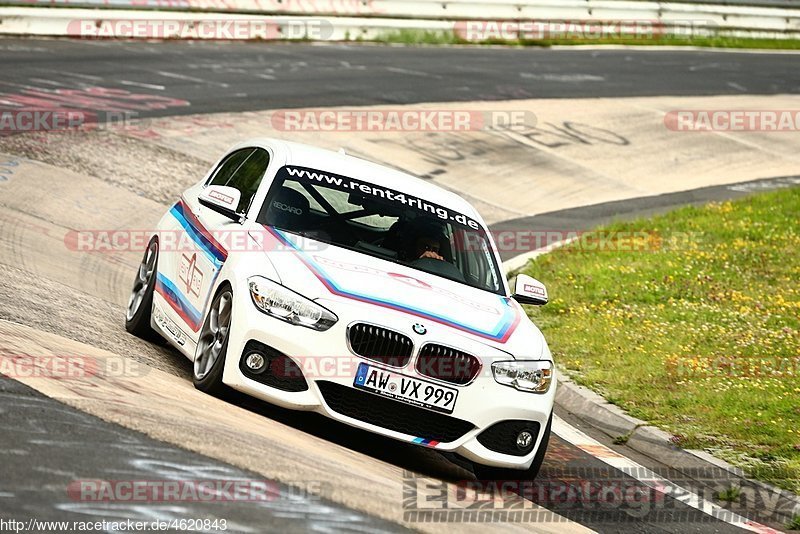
[233,389,477,483]
[153,342,476,483]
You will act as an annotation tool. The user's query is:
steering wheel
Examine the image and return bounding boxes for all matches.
[410,257,466,282]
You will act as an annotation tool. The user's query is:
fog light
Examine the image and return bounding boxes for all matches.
[245,352,266,373]
[516,431,533,450]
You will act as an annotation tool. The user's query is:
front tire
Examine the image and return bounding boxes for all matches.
[472,412,552,482]
[193,284,233,397]
[125,237,159,339]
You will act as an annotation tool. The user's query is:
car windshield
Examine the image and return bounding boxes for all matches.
[257,165,503,295]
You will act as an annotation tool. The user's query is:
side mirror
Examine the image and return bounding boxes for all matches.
[512,274,548,306]
[199,185,243,222]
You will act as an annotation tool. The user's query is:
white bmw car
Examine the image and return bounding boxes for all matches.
[125,138,555,479]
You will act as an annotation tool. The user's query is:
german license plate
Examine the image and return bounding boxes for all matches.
[353,362,458,414]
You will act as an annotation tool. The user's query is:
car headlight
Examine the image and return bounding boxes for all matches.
[248,276,337,331]
[491,360,553,393]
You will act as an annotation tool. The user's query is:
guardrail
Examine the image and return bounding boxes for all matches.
[1,0,799,40]
[2,0,799,18]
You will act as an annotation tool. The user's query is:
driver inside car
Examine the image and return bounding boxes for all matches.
[415,235,445,261]
[409,221,448,262]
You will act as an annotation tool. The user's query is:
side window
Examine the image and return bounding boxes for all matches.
[228,148,270,213]
[208,148,253,188]
[208,148,271,213]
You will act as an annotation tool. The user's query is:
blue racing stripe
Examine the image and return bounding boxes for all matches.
[155,272,203,331]
[170,201,227,266]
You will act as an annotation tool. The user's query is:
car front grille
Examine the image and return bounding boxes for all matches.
[347,323,413,367]
[415,344,482,385]
[316,381,474,443]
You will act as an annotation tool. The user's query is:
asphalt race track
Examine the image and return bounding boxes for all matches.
[1,38,798,533]
[2,39,800,118]
[0,376,407,533]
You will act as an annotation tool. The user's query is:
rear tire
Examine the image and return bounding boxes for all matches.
[472,412,552,481]
[193,284,233,397]
[125,237,159,340]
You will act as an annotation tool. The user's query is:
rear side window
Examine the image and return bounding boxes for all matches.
[208,148,271,213]
[209,149,253,188]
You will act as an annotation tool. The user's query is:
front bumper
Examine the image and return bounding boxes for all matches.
[220,286,556,470]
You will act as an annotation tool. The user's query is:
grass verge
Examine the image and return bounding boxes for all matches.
[374,29,800,50]
[521,187,800,493]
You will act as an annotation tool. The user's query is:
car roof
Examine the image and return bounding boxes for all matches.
[246,137,483,222]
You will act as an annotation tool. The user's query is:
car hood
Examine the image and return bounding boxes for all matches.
[256,227,526,347]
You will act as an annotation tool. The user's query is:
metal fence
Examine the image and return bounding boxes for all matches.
[1,0,799,15]
[1,0,799,40]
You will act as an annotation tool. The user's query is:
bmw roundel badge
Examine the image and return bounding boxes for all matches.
[412,323,427,335]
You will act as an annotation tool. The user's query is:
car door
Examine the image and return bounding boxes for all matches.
[190,147,272,339]
[157,147,271,347]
